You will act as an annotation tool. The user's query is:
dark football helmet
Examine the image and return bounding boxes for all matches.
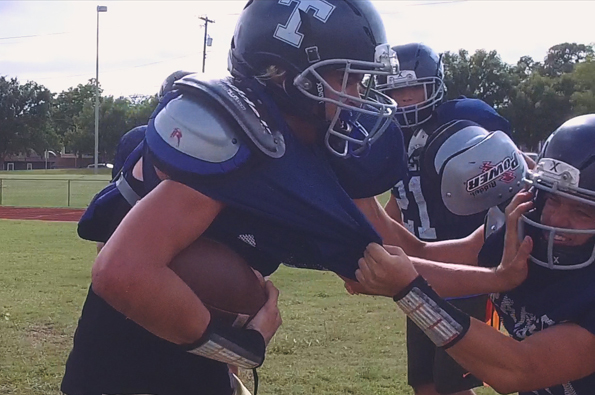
[376,43,446,129]
[521,114,595,270]
[158,70,194,101]
[228,0,398,157]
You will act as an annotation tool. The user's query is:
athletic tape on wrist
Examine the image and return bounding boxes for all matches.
[393,276,471,349]
[184,321,266,369]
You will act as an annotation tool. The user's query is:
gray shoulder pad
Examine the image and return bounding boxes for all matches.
[152,93,245,164]
[440,131,527,216]
[174,74,285,158]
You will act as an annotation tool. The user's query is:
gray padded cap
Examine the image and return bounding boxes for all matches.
[439,130,527,216]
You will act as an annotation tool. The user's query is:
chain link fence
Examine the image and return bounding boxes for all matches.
[0,177,110,208]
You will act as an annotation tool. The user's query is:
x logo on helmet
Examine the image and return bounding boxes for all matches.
[550,160,560,173]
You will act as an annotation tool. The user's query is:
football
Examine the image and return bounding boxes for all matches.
[169,237,266,328]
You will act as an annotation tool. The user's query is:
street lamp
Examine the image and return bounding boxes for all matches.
[95,5,107,174]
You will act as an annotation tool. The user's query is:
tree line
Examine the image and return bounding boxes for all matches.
[443,42,595,150]
[0,78,158,163]
[0,42,594,162]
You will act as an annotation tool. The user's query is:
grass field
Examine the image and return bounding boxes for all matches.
[0,170,111,208]
[0,219,500,395]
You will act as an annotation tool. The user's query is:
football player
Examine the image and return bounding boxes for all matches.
[60,1,407,395]
[374,43,513,395]
[356,114,595,395]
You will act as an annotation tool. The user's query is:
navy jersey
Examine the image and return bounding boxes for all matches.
[327,117,407,199]
[479,227,595,395]
[157,128,383,279]
[392,97,511,241]
[63,79,405,395]
[144,98,385,279]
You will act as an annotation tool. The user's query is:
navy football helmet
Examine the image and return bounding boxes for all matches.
[521,114,595,270]
[377,43,446,129]
[228,0,398,157]
[158,70,194,101]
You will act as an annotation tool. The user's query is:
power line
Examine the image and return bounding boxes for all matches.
[379,0,466,14]
[0,32,68,41]
[407,0,466,6]
[32,53,197,82]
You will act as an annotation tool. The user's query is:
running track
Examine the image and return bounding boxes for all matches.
[0,206,84,222]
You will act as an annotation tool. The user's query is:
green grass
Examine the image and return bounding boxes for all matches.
[0,170,111,208]
[0,219,499,395]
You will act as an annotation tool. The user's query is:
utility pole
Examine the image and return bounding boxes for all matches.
[199,15,215,73]
[95,5,108,174]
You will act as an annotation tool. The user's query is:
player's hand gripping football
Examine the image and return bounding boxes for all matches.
[246,279,282,346]
[353,243,420,297]
[494,190,534,291]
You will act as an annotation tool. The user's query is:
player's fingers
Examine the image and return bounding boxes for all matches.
[354,268,366,285]
[363,255,385,283]
[362,247,378,267]
[358,257,374,280]
[383,244,402,255]
[366,242,392,262]
[509,200,534,220]
[515,236,533,262]
[263,281,280,306]
[504,190,533,217]
[504,201,533,247]
[251,269,265,287]
[389,245,406,257]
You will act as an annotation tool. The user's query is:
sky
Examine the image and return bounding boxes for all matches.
[1,0,593,98]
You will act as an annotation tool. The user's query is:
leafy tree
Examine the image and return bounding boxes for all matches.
[442,49,513,108]
[53,80,97,153]
[126,94,158,129]
[571,60,595,115]
[71,95,156,162]
[0,76,57,157]
[511,56,542,82]
[501,73,573,150]
[542,43,594,77]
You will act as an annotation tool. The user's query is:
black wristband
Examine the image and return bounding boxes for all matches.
[184,321,266,369]
[393,275,471,349]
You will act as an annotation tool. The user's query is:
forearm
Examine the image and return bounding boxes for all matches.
[91,180,223,346]
[412,226,484,265]
[394,276,536,394]
[355,197,426,256]
[409,257,504,298]
[447,319,537,394]
[93,262,211,345]
[357,197,482,265]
